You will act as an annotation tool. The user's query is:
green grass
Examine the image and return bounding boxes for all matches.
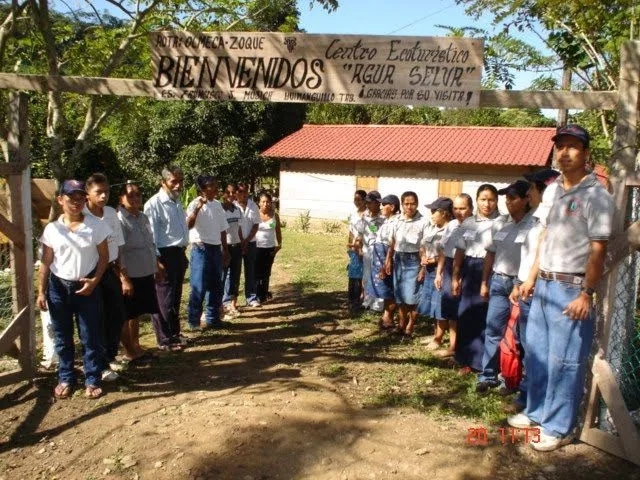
[318,362,347,377]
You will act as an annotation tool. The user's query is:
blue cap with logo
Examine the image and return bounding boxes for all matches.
[552,124,590,148]
[59,179,86,196]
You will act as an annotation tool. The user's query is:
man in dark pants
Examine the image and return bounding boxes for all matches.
[144,166,189,351]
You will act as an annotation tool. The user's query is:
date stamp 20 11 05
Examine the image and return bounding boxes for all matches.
[466,426,541,446]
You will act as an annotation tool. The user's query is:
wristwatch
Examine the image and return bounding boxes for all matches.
[581,286,595,297]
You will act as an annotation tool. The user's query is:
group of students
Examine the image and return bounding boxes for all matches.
[347,124,614,452]
[38,166,282,400]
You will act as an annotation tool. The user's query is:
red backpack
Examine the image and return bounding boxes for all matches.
[500,303,523,390]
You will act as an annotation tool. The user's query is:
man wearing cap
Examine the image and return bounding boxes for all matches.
[355,191,385,312]
[476,180,530,393]
[508,125,614,452]
[144,166,190,351]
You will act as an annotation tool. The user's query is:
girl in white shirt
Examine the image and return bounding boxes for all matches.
[37,180,110,400]
[255,192,282,303]
[222,184,245,317]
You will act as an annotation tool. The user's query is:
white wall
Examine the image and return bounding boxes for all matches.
[378,177,439,216]
[280,170,356,220]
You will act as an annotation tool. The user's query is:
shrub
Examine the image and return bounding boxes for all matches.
[322,220,342,234]
[296,210,311,232]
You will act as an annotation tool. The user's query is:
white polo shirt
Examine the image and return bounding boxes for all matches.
[456,212,500,259]
[392,212,429,253]
[41,214,112,281]
[538,173,614,274]
[234,199,260,243]
[83,205,125,263]
[485,214,529,277]
[187,198,230,245]
[440,219,461,259]
[517,213,544,283]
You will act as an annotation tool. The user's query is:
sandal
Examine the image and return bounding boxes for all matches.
[425,340,442,351]
[85,385,103,399]
[54,383,72,399]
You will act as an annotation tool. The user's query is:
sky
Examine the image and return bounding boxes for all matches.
[296,0,556,90]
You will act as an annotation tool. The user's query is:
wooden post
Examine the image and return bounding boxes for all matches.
[580,40,640,466]
[6,92,34,377]
[557,67,572,126]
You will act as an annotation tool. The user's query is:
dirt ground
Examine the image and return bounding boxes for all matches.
[1,260,639,480]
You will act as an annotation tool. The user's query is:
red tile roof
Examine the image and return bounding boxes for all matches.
[263,124,555,167]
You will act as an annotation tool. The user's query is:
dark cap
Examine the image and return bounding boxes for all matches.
[365,190,381,202]
[497,180,530,197]
[59,179,86,196]
[196,175,216,190]
[425,197,454,211]
[552,124,590,148]
[380,194,400,207]
[523,169,560,186]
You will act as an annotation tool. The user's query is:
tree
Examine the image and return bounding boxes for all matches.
[0,0,338,181]
[453,0,640,154]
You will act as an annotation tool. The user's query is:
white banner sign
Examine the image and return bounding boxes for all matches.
[150,32,483,107]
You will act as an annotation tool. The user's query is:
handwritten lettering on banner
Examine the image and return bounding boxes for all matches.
[150,32,483,107]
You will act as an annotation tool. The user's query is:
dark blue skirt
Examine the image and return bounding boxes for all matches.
[417,267,442,319]
[367,243,394,299]
[455,256,488,371]
[441,256,459,320]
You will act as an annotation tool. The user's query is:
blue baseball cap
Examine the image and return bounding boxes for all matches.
[498,180,530,197]
[59,179,86,196]
[552,124,590,148]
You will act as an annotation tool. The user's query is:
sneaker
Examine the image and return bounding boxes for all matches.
[507,412,537,429]
[101,369,119,382]
[530,432,574,452]
[247,300,261,308]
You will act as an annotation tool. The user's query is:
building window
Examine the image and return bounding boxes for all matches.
[356,176,378,192]
[438,179,462,199]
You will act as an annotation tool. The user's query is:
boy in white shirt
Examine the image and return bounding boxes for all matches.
[85,173,130,382]
[37,180,111,399]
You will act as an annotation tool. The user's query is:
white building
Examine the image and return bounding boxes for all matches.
[263,124,556,220]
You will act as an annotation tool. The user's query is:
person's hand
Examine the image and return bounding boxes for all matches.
[197,196,207,209]
[508,285,520,305]
[377,269,386,280]
[75,277,97,296]
[36,293,47,311]
[480,281,490,301]
[155,261,167,283]
[273,246,281,257]
[121,277,134,297]
[519,279,535,299]
[563,292,592,320]
[384,260,392,277]
[421,255,429,266]
[434,273,442,291]
[451,277,461,297]
[417,267,425,283]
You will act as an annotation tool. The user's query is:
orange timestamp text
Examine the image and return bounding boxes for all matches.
[466,426,541,446]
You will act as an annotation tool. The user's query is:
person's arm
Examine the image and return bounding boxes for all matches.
[520,228,546,299]
[144,200,163,257]
[451,249,465,297]
[417,246,426,282]
[118,245,134,297]
[274,214,283,255]
[76,240,109,296]
[480,251,495,300]
[384,237,395,276]
[563,240,607,320]
[36,245,54,311]
[186,197,207,229]
[434,251,445,291]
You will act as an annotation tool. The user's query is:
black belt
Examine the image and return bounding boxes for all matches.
[493,271,516,279]
[539,270,584,286]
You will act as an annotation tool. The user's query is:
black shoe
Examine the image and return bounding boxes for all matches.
[476,381,499,394]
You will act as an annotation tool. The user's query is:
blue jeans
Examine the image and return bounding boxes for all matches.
[524,278,595,438]
[478,273,515,384]
[223,244,242,304]
[242,242,258,303]
[188,243,223,327]
[47,272,103,386]
[515,295,532,407]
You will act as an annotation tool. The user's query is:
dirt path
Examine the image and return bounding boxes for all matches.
[1,263,639,480]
